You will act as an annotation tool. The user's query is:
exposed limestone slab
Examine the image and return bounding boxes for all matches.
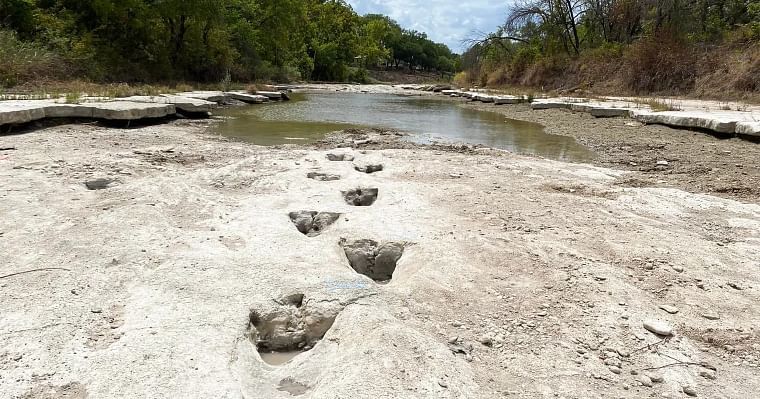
[225,92,269,104]
[88,101,175,120]
[253,91,283,100]
[123,95,216,113]
[1,99,177,126]
[42,103,96,118]
[736,122,760,136]
[0,101,50,125]
[494,96,525,105]
[590,107,631,118]
[175,91,229,103]
[531,100,572,110]
[632,110,738,134]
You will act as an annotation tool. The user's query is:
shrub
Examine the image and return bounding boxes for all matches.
[452,71,470,87]
[0,29,65,88]
[623,31,697,93]
[347,67,369,84]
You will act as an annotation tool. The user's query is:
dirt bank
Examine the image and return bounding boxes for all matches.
[1,119,759,398]
[460,100,760,202]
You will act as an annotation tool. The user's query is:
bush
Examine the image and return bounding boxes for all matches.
[0,29,65,87]
[347,67,369,83]
[623,31,697,93]
[452,71,470,87]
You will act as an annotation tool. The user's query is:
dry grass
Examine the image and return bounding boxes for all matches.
[639,98,682,112]
[0,81,235,101]
[623,31,697,94]
[473,32,760,103]
[0,30,68,88]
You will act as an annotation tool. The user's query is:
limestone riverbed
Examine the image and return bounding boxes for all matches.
[1,88,760,398]
[0,89,760,399]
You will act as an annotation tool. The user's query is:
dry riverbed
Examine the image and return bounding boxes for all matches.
[1,112,760,398]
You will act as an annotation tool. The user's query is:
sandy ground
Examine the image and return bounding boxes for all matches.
[1,111,760,398]
[460,101,760,203]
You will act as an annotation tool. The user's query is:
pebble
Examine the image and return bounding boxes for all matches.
[657,160,669,166]
[683,385,698,396]
[672,265,684,273]
[639,375,653,387]
[701,313,720,320]
[479,335,494,347]
[609,366,622,374]
[659,305,679,314]
[649,373,664,383]
[643,320,673,336]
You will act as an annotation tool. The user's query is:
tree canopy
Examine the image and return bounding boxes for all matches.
[0,0,460,86]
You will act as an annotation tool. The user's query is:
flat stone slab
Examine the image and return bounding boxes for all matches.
[530,97,760,136]
[253,91,283,100]
[632,110,739,134]
[474,95,495,103]
[225,92,269,104]
[441,90,462,96]
[531,101,572,110]
[0,101,52,125]
[494,96,525,105]
[123,95,216,113]
[0,99,176,125]
[736,121,760,136]
[175,91,229,103]
[590,107,631,118]
[88,101,175,120]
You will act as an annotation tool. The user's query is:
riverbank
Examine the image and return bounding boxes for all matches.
[2,119,760,398]
[459,101,760,202]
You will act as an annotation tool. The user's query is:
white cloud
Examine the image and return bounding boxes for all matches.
[346,0,508,53]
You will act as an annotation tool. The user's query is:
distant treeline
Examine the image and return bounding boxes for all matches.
[460,0,760,97]
[0,0,460,87]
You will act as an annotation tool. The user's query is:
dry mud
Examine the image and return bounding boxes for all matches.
[1,119,760,398]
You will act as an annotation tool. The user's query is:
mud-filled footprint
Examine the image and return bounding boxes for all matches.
[307,172,340,181]
[340,239,406,282]
[326,153,354,161]
[248,294,340,366]
[354,164,383,174]
[289,211,340,237]
[342,188,378,206]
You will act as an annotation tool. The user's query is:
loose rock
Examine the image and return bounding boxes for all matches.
[643,320,673,336]
[683,385,698,396]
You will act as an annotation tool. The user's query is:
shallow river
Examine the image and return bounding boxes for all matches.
[214,92,592,161]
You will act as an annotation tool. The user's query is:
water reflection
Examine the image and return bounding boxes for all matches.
[214,92,593,161]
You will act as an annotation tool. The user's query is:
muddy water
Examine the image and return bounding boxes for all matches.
[214,92,593,161]
[259,351,303,366]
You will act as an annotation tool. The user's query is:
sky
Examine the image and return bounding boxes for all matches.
[345,0,508,53]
